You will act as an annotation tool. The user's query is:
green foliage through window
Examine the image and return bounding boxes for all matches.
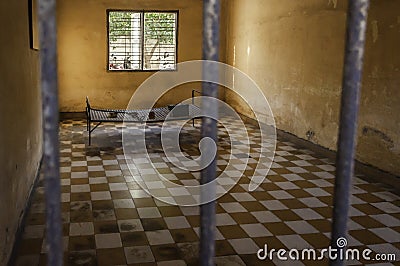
[109,11,133,42]
[144,13,176,45]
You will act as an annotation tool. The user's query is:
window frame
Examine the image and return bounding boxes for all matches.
[106,9,179,72]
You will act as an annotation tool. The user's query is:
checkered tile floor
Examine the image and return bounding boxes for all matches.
[14,119,400,265]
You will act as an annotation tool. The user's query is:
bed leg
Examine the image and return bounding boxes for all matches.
[192,118,195,127]
[88,121,91,146]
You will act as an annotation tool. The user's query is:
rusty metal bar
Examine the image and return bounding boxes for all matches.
[330,1,370,265]
[38,0,63,265]
[199,0,220,265]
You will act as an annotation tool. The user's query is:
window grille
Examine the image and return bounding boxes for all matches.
[108,11,178,71]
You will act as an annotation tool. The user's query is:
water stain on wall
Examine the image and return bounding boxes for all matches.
[224,0,400,176]
[362,126,394,149]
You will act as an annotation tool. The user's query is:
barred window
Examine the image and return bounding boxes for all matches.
[108,11,178,71]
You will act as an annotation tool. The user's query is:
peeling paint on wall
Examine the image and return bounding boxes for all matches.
[306,130,315,140]
[371,20,379,43]
[371,65,379,78]
[328,0,338,9]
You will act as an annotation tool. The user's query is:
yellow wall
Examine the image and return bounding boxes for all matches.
[0,0,42,263]
[357,0,400,176]
[225,0,400,175]
[57,0,400,175]
[57,0,204,111]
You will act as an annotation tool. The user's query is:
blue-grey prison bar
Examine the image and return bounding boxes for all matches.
[199,0,221,266]
[330,0,370,266]
[38,0,63,265]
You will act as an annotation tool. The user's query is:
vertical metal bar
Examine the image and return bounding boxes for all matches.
[38,0,62,265]
[140,12,145,70]
[200,1,220,266]
[192,90,195,127]
[330,1,369,265]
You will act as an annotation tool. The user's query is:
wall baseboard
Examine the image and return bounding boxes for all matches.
[239,114,400,194]
[7,157,43,266]
[277,129,400,193]
[60,112,86,120]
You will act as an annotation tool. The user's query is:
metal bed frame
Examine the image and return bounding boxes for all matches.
[85,90,202,145]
